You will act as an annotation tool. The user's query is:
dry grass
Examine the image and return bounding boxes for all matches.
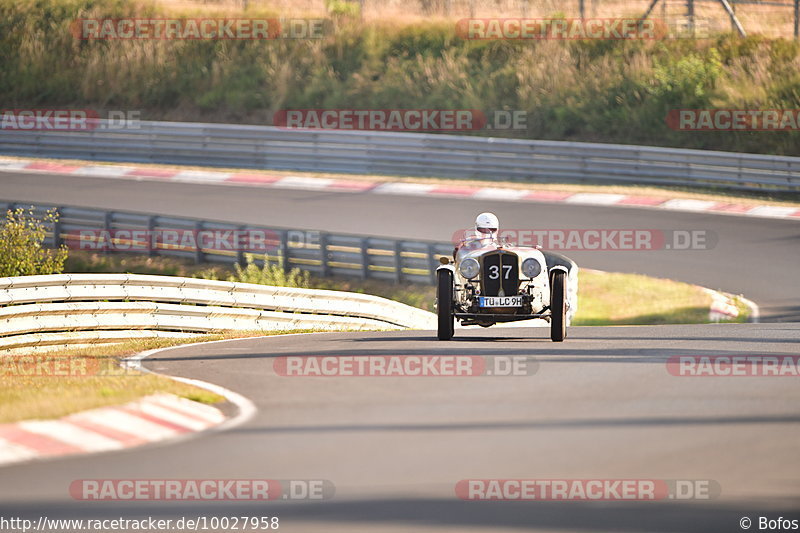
[0,330,309,424]
[575,270,726,325]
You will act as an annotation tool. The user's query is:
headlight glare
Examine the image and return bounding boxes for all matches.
[459,257,480,279]
[522,258,542,278]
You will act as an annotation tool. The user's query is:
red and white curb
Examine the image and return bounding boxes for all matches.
[702,288,760,323]
[2,157,799,221]
[0,393,225,467]
[0,336,260,468]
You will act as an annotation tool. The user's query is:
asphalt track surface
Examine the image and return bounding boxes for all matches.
[1,325,799,532]
[1,170,799,532]
[1,171,799,320]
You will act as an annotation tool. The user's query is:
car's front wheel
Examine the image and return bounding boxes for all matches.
[437,269,455,340]
[550,270,567,342]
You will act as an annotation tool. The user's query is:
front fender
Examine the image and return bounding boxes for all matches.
[436,264,455,274]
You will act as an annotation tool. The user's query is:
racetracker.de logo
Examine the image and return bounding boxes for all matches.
[667,355,800,377]
[452,229,716,251]
[456,479,720,500]
[456,18,657,40]
[667,109,800,131]
[68,229,280,252]
[1,356,138,378]
[0,109,141,131]
[71,18,326,40]
[273,355,537,377]
[274,109,488,131]
[1,109,98,131]
[70,479,335,500]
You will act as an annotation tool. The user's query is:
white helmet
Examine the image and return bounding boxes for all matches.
[475,212,499,235]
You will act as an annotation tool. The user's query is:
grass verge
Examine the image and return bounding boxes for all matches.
[573,270,745,325]
[0,330,311,424]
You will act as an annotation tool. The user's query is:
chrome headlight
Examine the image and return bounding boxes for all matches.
[459,257,480,279]
[521,258,542,278]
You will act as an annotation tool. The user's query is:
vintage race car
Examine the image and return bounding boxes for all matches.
[436,235,570,342]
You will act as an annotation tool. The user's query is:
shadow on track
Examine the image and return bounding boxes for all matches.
[226,413,800,435]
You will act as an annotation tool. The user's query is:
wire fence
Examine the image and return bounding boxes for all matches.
[230,0,799,38]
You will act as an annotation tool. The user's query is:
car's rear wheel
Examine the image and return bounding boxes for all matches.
[437,269,455,340]
[550,270,567,342]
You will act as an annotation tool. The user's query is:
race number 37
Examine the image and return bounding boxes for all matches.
[488,264,512,279]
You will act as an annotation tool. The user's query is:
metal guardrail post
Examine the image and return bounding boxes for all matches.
[103,211,113,254]
[147,215,157,257]
[360,238,369,280]
[52,207,63,249]
[194,220,204,264]
[394,241,403,284]
[236,225,246,266]
[427,243,437,285]
[319,232,330,277]
[795,0,799,39]
[279,230,289,271]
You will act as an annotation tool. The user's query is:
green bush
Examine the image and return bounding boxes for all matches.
[326,0,360,19]
[197,253,310,288]
[0,208,68,277]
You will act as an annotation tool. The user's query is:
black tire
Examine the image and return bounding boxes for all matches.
[550,270,567,342]
[437,269,455,340]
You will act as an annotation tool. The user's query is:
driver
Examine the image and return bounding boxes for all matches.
[455,212,500,257]
[473,212,499,244]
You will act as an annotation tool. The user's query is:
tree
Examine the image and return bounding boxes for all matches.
[0,207,68,277]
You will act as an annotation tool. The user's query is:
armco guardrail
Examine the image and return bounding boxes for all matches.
[0,201,454,286]
[0,201,577,324]
[0,120,798,192]
[0,201,577,296]
[0,274,437,352]
[0,200,575,287]
[0,201,578,334]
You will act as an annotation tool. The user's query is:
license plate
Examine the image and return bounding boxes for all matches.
[479,296,522,307]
